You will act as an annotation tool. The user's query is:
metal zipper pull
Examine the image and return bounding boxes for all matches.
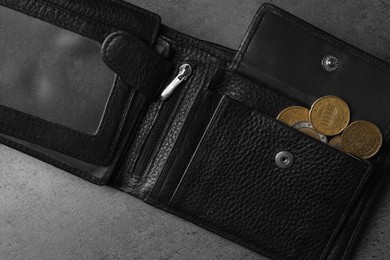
[160,63,192,101]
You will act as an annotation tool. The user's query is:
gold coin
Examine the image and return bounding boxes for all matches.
[292,121,328,143]
[341,121,383,159]
[329,135,343,151]
[309,95,350,136]
[277,106,309,126]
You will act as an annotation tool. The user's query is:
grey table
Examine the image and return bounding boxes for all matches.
[2,1,390,259]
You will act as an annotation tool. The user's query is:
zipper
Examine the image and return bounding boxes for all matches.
[133,63,193,176]
[160,64,192,101]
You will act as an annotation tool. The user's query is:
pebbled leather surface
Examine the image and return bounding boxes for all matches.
[112,100,162,191]
[235,4,390,133]
[151,90,221,203]
[152,71,300,203]
[227,5,390,258]
[102,31,172,101]
[111,29,230,197]
[0,0,386,258]
[112,3,388,258]
[138,61,217,197]
[0,0,161,45]
[170,96,372,260]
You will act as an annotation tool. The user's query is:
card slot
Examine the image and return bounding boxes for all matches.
[215,71,304,119]
[168,95,372,260]
[150,71,302,204]
[0,6,142,168]
[112,58,217,197]
[0,3,170,175]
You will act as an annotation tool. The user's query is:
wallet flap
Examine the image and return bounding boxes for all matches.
[233,4,390,137]
[102,32,173,101]
[169,96,373,260]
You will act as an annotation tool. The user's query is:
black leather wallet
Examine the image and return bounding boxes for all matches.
[1,1,388,259]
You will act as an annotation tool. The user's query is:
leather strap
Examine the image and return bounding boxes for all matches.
[102,31,173,101]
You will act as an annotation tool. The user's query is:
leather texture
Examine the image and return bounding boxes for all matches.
[142,5,387,259]
[169,96,372,260]
[0,0,161,45]
[0,0,164,181]
[0,1,387,259]
[102,31,173,101]
[110,29,233,196]
[0,1,139,166]
[234,4,390,134]
[0,89,147,184]
[151,71,300,203]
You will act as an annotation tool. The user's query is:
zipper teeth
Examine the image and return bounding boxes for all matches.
[133,88,181,177]
[149,90,210,200]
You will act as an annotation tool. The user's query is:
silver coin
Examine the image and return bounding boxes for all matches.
[292,121,328,143]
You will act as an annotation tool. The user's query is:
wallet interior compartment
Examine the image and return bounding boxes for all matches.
[164,95,372,260]
[233,4,390,135]
[148,71,303,203]
[0,4,154,166]
[0,3,170,183]
[110,56,222,197]
[0,6,115,135]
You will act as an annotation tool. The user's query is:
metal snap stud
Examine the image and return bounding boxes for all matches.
[275,151,294,169]
[322,55,339,72]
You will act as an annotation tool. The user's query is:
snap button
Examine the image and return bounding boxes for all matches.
[322,55,339,72]
[275,151,294,169]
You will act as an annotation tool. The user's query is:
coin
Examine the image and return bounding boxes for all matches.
[329,135,343,151]
[292,121,328,143]
[309,95,350,136]
[277,106,309,126]
[341,121,383,159]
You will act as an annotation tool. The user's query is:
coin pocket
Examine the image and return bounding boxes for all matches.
[168,95,372,260]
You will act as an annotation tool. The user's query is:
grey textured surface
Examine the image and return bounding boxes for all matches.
[1,0,390,259]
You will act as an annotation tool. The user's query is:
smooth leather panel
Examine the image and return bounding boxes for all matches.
[0,3,155,165]
[0,7,114,134]
[236,4,390,135]
[0,89,147,184]
[170,96,372,260]
[0,133,110,183]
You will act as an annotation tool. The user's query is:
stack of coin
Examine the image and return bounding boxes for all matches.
[277,95,383,159]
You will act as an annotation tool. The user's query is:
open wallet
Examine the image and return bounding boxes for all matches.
[1,1,389,259]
